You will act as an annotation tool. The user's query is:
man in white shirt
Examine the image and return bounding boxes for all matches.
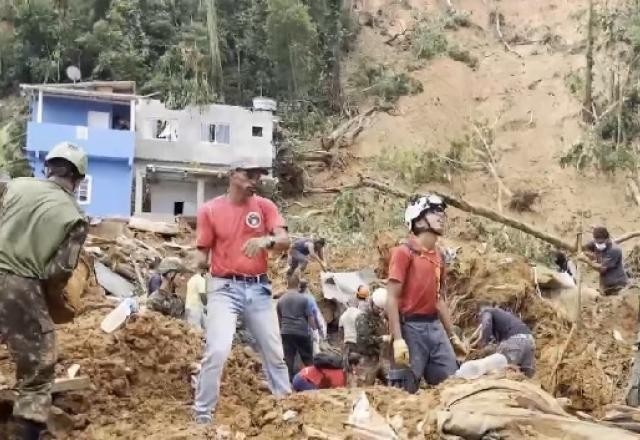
[186,271,207,331]
[339,300,363,354]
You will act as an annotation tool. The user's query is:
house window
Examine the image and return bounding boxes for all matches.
[173,202,184,216]
[203,123,230,144]
[148,119,178,141]
[76,175,92,205]
[252,126,263,137]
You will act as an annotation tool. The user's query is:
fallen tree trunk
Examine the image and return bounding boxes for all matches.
[321,107,376,150]
[307,176,640,252]
[356,176,575,251]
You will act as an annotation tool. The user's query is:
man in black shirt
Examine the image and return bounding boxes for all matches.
[276,275,321,380]
[471,301,535,377]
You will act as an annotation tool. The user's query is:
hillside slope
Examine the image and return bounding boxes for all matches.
[332,0,635,245]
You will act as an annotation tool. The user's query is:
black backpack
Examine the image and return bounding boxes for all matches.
[312,351,343,370]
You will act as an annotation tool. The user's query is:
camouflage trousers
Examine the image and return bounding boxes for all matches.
[0,271,56,424]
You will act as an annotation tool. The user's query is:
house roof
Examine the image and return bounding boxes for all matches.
[20,81,140,103]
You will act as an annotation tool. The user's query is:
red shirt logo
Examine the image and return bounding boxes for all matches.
[245,212,262,228]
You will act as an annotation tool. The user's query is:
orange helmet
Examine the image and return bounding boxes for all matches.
[356,285,370,299]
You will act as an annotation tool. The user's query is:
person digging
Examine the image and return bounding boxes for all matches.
[286,237,327,278]
[386,194,467,393]
[469,301,536,377]
[0,142,89,440]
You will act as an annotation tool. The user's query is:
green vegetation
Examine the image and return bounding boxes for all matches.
[350,59,423,104]
[0,0,355,110]
[411,20,448,60]
[377,140,471,186]
[447,45,479,69]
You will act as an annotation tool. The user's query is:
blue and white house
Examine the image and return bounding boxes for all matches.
[20,81,137,217]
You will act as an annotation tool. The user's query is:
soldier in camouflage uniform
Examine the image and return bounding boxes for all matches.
[147,257,187,319]
[0,142,89,439]
[354,288,390,385]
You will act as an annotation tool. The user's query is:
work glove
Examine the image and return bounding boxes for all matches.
[450,334,469,357]
[242,236,273,258]
[393,338,410,366]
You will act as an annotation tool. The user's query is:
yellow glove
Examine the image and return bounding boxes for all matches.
[393,339,410,366]
[450,334,469,356]
[381,334,392,343]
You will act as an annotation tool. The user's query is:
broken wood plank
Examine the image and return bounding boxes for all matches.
[0,376,91,402]
[128,217,179,235]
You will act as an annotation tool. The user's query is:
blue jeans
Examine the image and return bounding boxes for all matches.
[292,374,318,392]
[193,278,291,418]
[402,319,457,392]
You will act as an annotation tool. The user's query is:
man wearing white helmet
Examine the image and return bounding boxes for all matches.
[0,142,89,438]
[386,194,462,392]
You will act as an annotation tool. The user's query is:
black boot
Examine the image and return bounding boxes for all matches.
[7,416,46,440]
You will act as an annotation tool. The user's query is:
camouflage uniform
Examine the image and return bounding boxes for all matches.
[148,289,185,318]
[355,309,389,385]
[0,177,87,424]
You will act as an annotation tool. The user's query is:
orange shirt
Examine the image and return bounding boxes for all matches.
[196,195,285,276]
[388,239,444,316]
[299,366,346,388]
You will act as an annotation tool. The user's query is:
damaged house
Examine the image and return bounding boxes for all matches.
[133,97,277,217]
[21,80,277,218]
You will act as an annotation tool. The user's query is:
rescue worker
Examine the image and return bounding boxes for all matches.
[355,288,391,385]
[276,274,320,379]
[579,226,628,295]
[471,302,536,377]
[147,257,187,319]
[387,194,465,393]
[338,298,363,359]
[292,353,361,392]
[185,270,207,330]
[0,142,89,439]
[193,161,291,425]
[355,284,370,310]
[286,237,327,278]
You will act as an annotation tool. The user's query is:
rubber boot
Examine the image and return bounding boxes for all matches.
[7,416,46,440]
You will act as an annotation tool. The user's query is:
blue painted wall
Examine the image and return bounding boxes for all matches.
[28,154,132,217]
[25,94,135,217]
[39,97,130,127]
[26,122,135,160]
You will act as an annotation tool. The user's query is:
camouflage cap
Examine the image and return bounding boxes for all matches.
[157,257,188,274]
[45,142,88,177]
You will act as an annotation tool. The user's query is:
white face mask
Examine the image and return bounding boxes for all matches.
[595,242,607,251]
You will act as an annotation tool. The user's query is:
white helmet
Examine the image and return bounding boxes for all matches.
[404,194,446,228]
[371,288,387,309]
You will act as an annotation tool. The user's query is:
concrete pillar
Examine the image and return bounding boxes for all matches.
[37,90,43,123]
[134,168,144,215]
[196,178,205,208]
[130,99,136,132]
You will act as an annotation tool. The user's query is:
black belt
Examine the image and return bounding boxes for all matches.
[401,313,438,323]
[219,274,269,284]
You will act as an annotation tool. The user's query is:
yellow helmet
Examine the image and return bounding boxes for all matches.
[45,142,88,177]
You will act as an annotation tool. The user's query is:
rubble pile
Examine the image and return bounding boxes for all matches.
[447,249,634,412]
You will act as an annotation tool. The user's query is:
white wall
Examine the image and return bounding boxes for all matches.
[204,182,226,202]
[135,99,275,167]
[149,180,198,216]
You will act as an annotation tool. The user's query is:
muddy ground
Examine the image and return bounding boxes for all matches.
[0,244,634,439]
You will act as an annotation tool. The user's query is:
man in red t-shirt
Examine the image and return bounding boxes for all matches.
[193,163,291,424]
[386,194,462,392]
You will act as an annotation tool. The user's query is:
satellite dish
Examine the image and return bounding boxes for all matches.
[66,65,81,83]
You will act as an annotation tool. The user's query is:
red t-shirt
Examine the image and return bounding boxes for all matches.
[299,366,346,388]
[388,239,444,316]
[196,195,285,276]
